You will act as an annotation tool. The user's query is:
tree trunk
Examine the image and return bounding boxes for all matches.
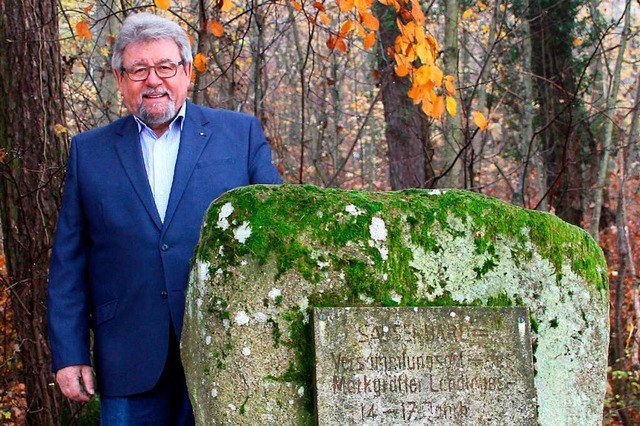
[440,0,464,189]
[0,1,69,424]
[528,0,588,226]
[589,0,631,240]
[375,2,434,190]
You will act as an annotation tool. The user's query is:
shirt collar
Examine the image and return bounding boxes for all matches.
[133,102,187,135]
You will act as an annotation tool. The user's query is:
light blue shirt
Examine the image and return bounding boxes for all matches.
[135,103,187,223]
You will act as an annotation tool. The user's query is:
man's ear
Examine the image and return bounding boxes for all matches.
[113,68,124,85]
[183,62,193,80]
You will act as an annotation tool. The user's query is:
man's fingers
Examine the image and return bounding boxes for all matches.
[80,366,95,396]
[56,365,93,402]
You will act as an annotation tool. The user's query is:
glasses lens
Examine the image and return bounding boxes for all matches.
[129,67,149,81]
[156,63,178,78]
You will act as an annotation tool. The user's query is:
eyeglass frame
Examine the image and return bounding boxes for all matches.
[119,60,185,82]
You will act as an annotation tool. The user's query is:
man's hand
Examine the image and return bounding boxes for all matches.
[55,365,95,402]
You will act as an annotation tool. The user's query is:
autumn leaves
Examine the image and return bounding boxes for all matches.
[74,0,489,128]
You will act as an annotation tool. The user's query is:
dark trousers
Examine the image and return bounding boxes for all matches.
[100,329,195,426]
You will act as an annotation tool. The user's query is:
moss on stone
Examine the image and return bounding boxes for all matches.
[196,185,607,292]
[185,184,609,425]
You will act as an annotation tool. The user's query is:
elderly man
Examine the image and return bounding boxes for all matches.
[47,12,281,425]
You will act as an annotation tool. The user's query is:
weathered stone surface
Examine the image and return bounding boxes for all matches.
[182,184,609,425]
[314,307,537,425]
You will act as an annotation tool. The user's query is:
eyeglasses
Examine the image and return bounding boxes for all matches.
[120,60,185,81]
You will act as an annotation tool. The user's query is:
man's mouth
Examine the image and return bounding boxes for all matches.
[144,93,167,99]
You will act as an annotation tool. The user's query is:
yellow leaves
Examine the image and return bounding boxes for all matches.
[573,37,583,47]
[194,53,208,73]
[54,123,68,136]
[462,8,473,20]
[220,0,233,12]
[75,20,92,41]
[446,96,457,117]
[414,65,442,86]
[291,0,302,10]
[209,20,225,37]
[472,111,488,130]
[154,0,171,10]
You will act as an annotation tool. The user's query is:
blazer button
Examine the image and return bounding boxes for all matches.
[160,291,168,299]
[161,244,169,251]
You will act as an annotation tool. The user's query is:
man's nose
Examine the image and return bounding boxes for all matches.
[145,67,163,85]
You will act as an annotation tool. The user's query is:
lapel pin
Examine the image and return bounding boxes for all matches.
[199,132,205,136]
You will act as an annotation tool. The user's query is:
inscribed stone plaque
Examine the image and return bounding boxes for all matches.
[313,307,537,425]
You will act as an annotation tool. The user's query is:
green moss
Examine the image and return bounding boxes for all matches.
[197,185,607,294]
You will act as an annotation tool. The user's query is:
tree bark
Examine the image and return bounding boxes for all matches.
[0,1,69,423]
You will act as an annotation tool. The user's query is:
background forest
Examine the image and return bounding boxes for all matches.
[0,0,638,424]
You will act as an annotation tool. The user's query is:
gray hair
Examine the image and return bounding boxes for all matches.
[112,13,192,71]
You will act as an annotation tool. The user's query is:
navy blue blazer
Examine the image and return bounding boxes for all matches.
[47,102,282,396]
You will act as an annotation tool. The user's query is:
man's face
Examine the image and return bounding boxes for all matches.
[114,39,192,130]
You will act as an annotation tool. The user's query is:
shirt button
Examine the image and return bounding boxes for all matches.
[161,244,169,251]
[160,291,168,299]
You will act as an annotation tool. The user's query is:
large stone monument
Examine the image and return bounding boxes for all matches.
[181,185,609,425]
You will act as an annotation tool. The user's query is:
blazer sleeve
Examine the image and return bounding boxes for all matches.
[247,116,283,184]
[47,137,92,372]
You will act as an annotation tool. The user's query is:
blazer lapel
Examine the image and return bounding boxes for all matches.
[114,116,163,230]
[162,102,211,231]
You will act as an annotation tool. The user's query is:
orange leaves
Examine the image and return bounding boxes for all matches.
[363,32,376,50]
[410,0,425,25]
[311,0,376,52]
[382,0,454,120]
[292,0,453,120]
[209,20,225,37]
[338,0,354,13]
[340,20,355,35]
[327,36,347,53]
[194,53,208,73]
[319,12,332,25]
[154,0,171,10]
[444,75,456,95]
[76,21,92,41]
[360,12,379,30]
